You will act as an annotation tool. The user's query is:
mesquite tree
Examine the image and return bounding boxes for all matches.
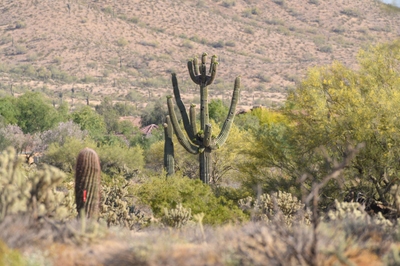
[166,53,241,184]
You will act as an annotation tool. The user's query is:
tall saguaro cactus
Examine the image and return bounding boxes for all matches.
[75,147,101,219]
[167,53,241,184]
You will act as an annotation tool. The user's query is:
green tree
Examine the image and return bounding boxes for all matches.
[140,99,168,126]
[15,92,61,133]
[71,105,107,139]
[209,99,229,125]
[0,96,19,125]
[244,40,400,207]
[95,97,120,133]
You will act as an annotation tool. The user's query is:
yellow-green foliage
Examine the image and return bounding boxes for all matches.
[161,203,192,228]
[0,240,25,266]
[243,40,400,206]
[44,137,144,174]
[134,173,247,225]
[0,147,72,222]
[239,191,309,225]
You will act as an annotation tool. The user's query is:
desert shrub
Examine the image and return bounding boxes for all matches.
[318,45,333,53]
[272,0,285,6]
[134,173,247,225]
[36,121,88,152]
[0,124,30,153]
[340,8,360,17]
[43,136,143,174]
[221,1,235,8]
[42,137,96,172]
[117,37,128,47]
[211,40,225,48]
[97,143,144,175]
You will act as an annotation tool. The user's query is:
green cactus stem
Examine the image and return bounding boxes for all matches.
[163,115,175,176]
[166,53,241,184]
[75,147,101,219]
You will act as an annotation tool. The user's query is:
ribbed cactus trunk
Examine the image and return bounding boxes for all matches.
[75,147,101,219]
[163,115,175,176]
[166,53,241,184]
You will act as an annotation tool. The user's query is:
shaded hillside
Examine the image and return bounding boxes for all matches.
[0,0,399,109]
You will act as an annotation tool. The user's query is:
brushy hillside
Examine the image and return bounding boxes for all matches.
[0,0,400,109]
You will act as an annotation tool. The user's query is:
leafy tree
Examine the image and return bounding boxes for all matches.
[209,99,229,124]
[244,40,400,207]
[43,136,144,174]
[15,92,62,133]
[0,97,19,125]
[71,105,106,139]
[95,97,120,133]
[114,102,136,116]
[140,99,167,126]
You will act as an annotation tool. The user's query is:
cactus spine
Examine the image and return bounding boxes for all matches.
[163,115,175,176]
[75,147,101,219]
[167,53,241,184]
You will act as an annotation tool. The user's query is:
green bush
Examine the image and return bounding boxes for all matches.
[134,174,247,225]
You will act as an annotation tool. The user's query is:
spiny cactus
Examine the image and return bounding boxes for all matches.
[163,115,175,176]
[161,203,192,228]
[239,191,310,225]
[75,147,101,219]
[0,147,69,222]
[100,181,150,230]
[167,53,241,183]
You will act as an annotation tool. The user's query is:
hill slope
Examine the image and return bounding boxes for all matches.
[0,0,399,109]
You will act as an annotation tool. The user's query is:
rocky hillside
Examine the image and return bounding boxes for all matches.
[0,0,399,109]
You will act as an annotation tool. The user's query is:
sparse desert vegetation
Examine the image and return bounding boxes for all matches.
[1,0,400,265]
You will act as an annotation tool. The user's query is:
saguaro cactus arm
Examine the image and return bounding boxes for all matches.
[214,76,241,148]
[167,96,199,155]
[188,60,200,85]
[172,73,196,141]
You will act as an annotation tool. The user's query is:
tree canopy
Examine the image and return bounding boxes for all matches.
[242,40,400,206]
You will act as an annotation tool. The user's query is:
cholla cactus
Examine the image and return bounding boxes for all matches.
[100,182,149,230]
[161,203,192,228]
[326,200,394,227]
[239,191,309,225]
[0,147,70,221]
[75,147,101,219]
[327,200,366,221]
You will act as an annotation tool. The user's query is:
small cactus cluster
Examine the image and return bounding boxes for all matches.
[75,147,101,219]
[0,147,70,222]
[100,182,150,229]
[326,200,394,227]
[239,191,310,225]
[161,203,192,228]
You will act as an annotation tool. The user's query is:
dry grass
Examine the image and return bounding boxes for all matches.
[1,213,398,265]
[0,0,399,110]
